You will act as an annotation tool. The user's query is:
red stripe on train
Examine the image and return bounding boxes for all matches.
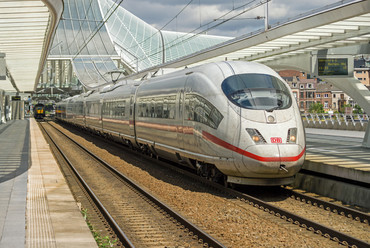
[202,131,305,162]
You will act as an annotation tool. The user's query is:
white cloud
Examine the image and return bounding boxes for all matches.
[121,0,342,37]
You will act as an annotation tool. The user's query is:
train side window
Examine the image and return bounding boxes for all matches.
[115,100,126,119]
[87,101,100,116]
[185,94,223,129]
[137,95,176,119]
[102,100,126,119]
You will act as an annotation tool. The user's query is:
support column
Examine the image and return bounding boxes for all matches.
[323,77,370,148]
[363,125,370,148]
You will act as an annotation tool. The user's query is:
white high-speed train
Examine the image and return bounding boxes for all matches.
[56,61,305,186]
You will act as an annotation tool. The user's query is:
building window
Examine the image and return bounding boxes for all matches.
[306,92,314,98]
[324,94,329,98]
[300,84,304,89]
[324,101,329,108]
[316,93,321,98]
[308,84,312,89]
[333,94,336,98]
[292,83,297,87]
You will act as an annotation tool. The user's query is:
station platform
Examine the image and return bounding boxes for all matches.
[0,118,97,248]
[294,128,370,209]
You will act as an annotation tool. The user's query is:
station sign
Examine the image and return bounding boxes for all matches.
[318,58,348,76]
[312,55,353,77]
[11,96,21,101]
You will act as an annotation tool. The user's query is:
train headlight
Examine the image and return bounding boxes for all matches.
[252,136,260,142]
[246,128,266,144]
[287,128,297,143]
[267,115,275,123]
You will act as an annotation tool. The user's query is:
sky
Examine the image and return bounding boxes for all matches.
[120,0,344,37]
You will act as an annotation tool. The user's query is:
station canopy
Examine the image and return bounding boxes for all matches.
[0,1,62,92]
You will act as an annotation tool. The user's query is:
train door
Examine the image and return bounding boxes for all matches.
[83,100,86,126]
[177,88,184,149]
[176,76,192,151]
[129,85,138,147]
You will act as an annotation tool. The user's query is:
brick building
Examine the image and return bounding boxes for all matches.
[354,57,370,86]
[279,70,318,112]
[279,70,352,113]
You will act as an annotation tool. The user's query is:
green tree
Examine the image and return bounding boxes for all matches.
[353,104,363,114]
[308,102,325,113]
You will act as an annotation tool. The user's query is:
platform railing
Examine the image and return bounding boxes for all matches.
[302,113,369,131]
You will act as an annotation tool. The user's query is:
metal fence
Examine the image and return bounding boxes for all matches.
[302,113,369,131]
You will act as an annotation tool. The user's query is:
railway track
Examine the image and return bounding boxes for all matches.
[50,121,370,247]
[39,121,226,248]
[148,158,370,247]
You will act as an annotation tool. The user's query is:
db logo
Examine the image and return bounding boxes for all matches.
[271,137,282,143]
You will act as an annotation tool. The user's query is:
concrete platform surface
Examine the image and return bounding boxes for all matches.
[0,119,97,248]
[295,128,370,209]
[305,128,369,183]
[0,120,28,248]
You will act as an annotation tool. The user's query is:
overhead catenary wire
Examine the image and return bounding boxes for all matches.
[123,0,259,57]
[122,0,195,54]
[124,0,264,68]
[71,0,125,61]
[125,0,269,70]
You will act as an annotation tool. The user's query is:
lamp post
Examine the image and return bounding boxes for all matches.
[265,1,269,31]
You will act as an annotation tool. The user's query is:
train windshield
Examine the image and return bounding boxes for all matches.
[221,73,292,111]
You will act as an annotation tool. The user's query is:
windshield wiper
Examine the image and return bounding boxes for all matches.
[266,106,280,112]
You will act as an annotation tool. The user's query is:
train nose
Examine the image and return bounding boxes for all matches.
[241,145,281,174]
[240,144,304,175]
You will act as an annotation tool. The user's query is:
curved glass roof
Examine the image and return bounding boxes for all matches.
[98,0,162,71]
[99,0,230,72]
[49,0,118,88]
[48,0,231,88]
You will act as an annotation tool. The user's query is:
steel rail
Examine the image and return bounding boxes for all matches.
[280,187,369,225]
[48,122,226,248]
[186,174,370,248]
[134,150,370,248]
[39,123,135,248]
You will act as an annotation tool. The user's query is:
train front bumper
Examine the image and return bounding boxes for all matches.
[236,144,305,178]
